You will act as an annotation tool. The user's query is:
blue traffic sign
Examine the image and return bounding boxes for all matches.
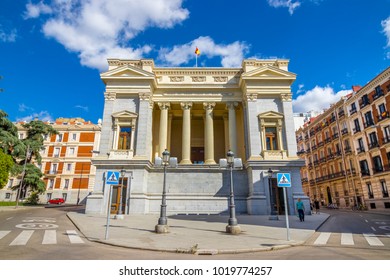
[106,171,120,185]
[277,173,291,187]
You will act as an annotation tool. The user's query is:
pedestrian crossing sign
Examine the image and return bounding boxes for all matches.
[106,171,120,185]
[277,173,291,187]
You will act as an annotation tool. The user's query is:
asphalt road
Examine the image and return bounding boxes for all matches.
[0,206,389,260]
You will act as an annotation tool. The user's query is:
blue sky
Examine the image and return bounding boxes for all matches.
[1,0,390,123]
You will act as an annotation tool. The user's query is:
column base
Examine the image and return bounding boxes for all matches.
[115,214,124,220]
[155,224,170,234]
[180,159,192,165]
[226,225,241,235]
[204,159,216,164]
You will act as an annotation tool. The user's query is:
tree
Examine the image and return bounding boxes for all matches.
[0,110,58,203]
[0,148,13,188]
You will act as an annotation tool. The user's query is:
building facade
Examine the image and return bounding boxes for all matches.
[1,118,101,204]
[85,58,308,216]
[296,66,390,210]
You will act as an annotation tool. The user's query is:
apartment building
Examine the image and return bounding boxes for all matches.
[1,117,101,204]
[296,66,390,210]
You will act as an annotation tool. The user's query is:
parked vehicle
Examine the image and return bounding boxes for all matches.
[48,198,65,205]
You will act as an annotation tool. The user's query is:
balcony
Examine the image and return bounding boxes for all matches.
[363,120,375,128]
[377,111,389,122]
[341,128,348,135]
[368,141,380,150]
[344,146,352,154]
[338,110,345,118]
[383,136,390,144]
[373,90,384,100]
[357,147,365,154]
[332,133,339,140]
[353,127,361,134]
[350,108,357,115]
[361,169,370,177]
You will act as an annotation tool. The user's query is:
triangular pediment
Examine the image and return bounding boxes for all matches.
[242,65,296,79]
[258,111,284,119]
[101,65,155,79]
[112,110,138,119]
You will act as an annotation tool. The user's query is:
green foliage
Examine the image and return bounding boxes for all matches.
[0,148,14,189]
[0,110,58,201]
[24,191,40,205]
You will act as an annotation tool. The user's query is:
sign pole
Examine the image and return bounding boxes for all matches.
[105,183,113,240]
[283,187,290,241]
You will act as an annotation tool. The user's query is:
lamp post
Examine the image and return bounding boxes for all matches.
[76,163,85,206]
[155,149,172,233]
[15,145,31,209]
[226,150,241,234]
[219,150,242,234]
[268,168,279,220]
[115,169,126,219]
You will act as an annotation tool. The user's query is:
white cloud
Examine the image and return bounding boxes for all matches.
[25,0,190,70]
[382,16,390,59]
[75,105,89,112]
[267,0,301,15]
[292,86,351,113]
[24,1,52,19]
[158,36,250,67]
[0,27,17,42]
[16,111,53,122]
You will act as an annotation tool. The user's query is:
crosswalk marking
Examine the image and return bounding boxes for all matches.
[313,232,331,245]
[363,233,384,246]
[10,230,34,246]
[66,230,84,244]
[42,230,57,245]
[341,233,354,245]
[0,231,11,240]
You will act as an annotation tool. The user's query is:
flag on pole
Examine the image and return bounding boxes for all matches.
[195,47,200,56]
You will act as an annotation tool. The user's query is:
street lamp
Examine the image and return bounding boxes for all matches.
[220,150,242,234]
[15,145,31,209]
[155,149,177,233]
[268,168,279,220]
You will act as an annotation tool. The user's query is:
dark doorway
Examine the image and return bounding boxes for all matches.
[327,187,333,204]
[191,147,204,164]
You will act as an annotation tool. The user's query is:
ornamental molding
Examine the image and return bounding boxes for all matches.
[169,76,184,82]
[192,76,206,82]
[281,93,292,101]
[104,92,116,100]
[213,76,228,82]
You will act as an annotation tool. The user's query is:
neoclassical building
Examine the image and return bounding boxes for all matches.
[85,58,307,216]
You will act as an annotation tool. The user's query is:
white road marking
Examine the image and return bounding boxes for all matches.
[313,232,331,245]
[363,233,384,246]
[371,227,376,232]
[0,231,11,240]
[66,230,84,244]
[42,230,57,245]
[341,233,354,245]
[6,217,13,221]
[10,230,34,246]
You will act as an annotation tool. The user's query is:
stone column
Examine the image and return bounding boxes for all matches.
[203,102,216,164]
[227,102,238,154]
[158,102,170,156]
[180,102,192,164]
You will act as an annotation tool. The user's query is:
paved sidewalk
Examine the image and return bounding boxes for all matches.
[67,212,330,255]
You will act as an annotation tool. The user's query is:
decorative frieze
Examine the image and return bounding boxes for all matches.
[213,76,228,82]
[169,76,184,82]
[192,76,206,82]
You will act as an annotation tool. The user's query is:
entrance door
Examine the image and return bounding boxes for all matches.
[110,184,127,214]
[327,187,333,204]
[191,147,204,164]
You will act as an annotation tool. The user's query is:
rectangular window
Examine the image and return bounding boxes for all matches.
[67,163,72,171]
[54,148,60,157]
[373,156,383,172]
[381,180,389,197]
[369,132,378,147]
[56,134,63,142]
[118,126,132,150]
[48,179,54,189]
[7,179,14,189]
[354,118,360,132]
[69,147,75,155]
[265,127,278,150]
[360,160,370,176]
[367,183,374,199]
[64,179,69,189]
[72,133,77,141]
[5,193,11,199]
[364,111,374,127]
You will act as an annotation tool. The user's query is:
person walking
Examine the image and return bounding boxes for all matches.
[314,199,320,214]
[296,198,305,222]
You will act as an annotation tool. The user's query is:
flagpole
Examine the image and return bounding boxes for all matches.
[196,54,198,67]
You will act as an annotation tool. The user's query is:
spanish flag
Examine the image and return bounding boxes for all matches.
[195,47,200,55]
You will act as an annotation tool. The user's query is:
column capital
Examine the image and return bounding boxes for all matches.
[226,101,238,110]
[104,92,116,100]
[158,102,170,110]
[203,102,216,110]
[180,102,193,110]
